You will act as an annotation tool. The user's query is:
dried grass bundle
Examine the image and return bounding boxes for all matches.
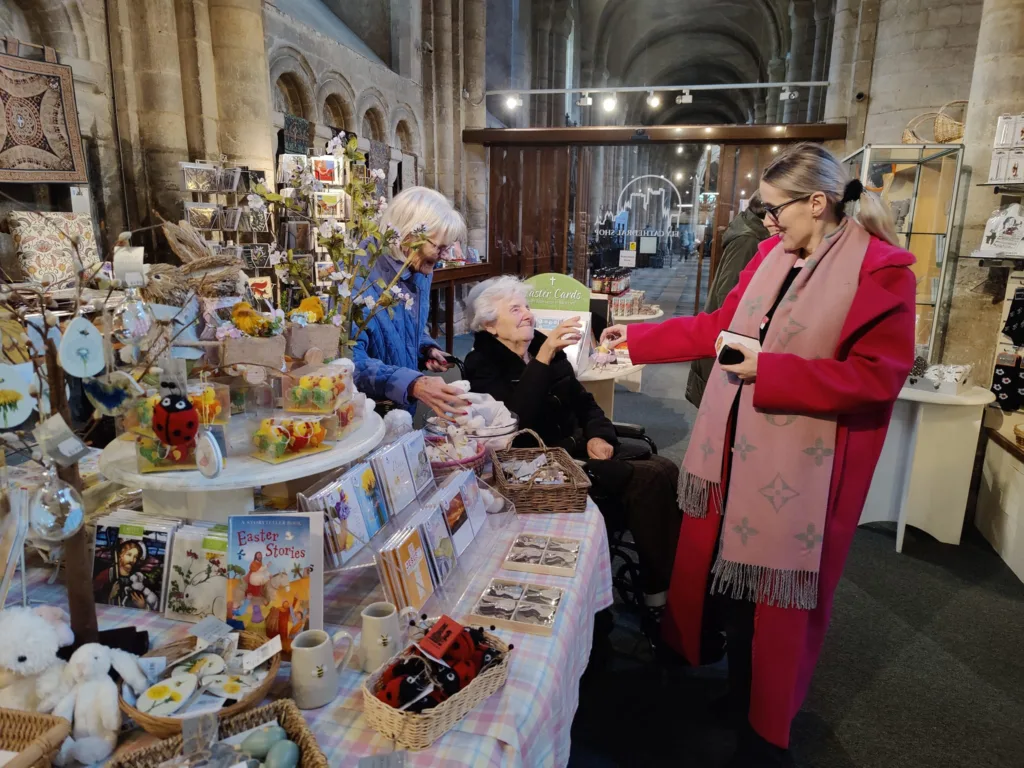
[141,263,190,307]
[181,253,242,275]
[161,218,214,264]
[190,266,241,297]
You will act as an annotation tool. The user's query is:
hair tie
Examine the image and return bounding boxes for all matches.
[842,179,864,204]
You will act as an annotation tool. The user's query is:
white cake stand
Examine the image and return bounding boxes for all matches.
[99,410,385,522]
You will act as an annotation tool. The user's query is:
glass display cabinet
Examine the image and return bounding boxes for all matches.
[843,144,964,361]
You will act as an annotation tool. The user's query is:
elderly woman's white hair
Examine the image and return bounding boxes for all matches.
[466,275,530,332]
[379,186,467,247]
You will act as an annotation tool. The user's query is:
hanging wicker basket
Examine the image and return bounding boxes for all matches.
[901,112,940,144]
[934,100,968,143]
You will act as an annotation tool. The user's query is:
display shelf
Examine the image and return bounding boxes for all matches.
[965,250,1024,269]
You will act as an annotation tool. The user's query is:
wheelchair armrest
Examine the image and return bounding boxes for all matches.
[612,422,647,439]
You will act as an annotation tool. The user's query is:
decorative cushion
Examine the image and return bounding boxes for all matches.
[8,211,100,286]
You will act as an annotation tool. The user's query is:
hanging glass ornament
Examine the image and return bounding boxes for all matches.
[28,465,85,542]
[112,287,156,344]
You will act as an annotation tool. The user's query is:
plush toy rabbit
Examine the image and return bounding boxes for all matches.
[0,605,74,712]
[53,643,148,766]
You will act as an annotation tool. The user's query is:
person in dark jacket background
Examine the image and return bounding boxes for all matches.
[685,192,772,407]
[463,276,681,615]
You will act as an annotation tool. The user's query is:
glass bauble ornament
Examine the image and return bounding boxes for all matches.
[29,468,85,541]
[112,287,155,344]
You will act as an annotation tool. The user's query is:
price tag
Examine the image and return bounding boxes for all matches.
[241,634,282,672]
[137,656,166,683]
[35,414,90,467]
[189,616,233,644]
[618,250,636,268]
[113,246,146,285]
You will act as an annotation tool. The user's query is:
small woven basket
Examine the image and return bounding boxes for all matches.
[0,709,70,768]
[425,434,488,478]
[902,112,939,144]
[361,632,511,750]
[119,631,281,739]
[107,700,327,768]
[1014,423,1024,449]
[489,429,591,514]
[935,100,968,143]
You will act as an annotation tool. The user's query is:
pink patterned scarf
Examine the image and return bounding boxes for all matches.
[680,219,870,610]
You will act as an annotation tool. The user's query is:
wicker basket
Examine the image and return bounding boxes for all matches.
[361,632,511,750]
[935,100,968,143]
[107,700,326,768]
[119,631,281,739]
[489,429,591,514]
[0,709,70,768]
[901,112,939,144]
[425,434,488,479]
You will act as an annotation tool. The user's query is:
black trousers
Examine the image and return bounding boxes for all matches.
[587,454,681,593]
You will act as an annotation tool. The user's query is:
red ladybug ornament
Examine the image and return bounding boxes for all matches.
[153,391,198,447]
[451,659,478,689]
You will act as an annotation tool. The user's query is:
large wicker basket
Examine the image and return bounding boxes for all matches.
[934,100,968,143]
[425,434,488,479]
[489,429,591,513]
[108,700,326,768]
[901,112,939,144]
[361,631,511,750]
[0,709,70,768]
[118,631,281,739]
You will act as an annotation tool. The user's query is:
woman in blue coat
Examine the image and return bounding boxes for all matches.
[352,186,469,419]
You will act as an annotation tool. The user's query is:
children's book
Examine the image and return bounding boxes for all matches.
[164,527,230,623]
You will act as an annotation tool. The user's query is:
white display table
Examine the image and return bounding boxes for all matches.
[612,308,664,393]
[860,385,995,552]
[99,410,385,522]
[578,364,645,420]
[613,308,665,324]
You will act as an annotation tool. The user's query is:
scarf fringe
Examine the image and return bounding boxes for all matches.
[677,470,722,518]
[710,554,820,610]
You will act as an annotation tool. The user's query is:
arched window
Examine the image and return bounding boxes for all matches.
[275,73,311,118]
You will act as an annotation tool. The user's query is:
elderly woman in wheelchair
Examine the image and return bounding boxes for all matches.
[462,276,682,616]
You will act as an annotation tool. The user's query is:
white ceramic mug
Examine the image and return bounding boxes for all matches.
[360,601,417,673]
[290,628,354,710]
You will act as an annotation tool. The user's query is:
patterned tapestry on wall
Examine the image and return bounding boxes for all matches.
[368,140,389,199]
[283,114,312,155]
[0,43,88,183]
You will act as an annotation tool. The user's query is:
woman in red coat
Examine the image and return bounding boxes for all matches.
[602,143,915,765]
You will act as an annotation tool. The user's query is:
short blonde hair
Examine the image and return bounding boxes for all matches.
[379,186,467,246]
[466,275,529,332]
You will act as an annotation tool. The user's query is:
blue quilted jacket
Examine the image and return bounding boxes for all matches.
[352,252,439,412]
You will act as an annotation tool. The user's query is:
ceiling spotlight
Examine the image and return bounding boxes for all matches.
[779,88,799,102]
[705,144,713,151]
[746,173,753,179]
[646,91,661,108]
[674,172,683,181]
[771,145,779,153]
[577,92,593,107]
[505,94,522,110]
[676,146,683,155]
[602,94,617,112]
[740,190,746,196]
[675,90,693,105]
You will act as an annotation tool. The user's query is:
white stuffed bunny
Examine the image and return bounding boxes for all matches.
[53,643,148,766]
[0,605,74,712]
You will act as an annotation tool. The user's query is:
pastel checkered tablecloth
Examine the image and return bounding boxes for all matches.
[10,502,612,768]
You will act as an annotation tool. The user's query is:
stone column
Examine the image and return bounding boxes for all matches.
[784,0,814,123]
[175,0,219,160]
[464,0,487,252]
[550,21,569,127]
[432,0,455,198]
[805,0,832,122]
[755,92,767,124]
[207,0,274,174]
[421,0,437,188]
[824,0,880,154]
[942,0,1024,378]
[531,7,552,127]
[765,57,786,123]
[391,0,422,83]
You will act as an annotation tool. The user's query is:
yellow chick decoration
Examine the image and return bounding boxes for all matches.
[231,302,270,337]
[290,296,325,324]
[189,386,222,423]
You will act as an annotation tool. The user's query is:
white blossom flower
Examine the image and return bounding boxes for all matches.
[331,314,344,327]
[361,296,376,310]
[370,168,386,181]
[326,134,345,155]
[319,221,333,238]
[405,296,415,311]
[246,194,265,209]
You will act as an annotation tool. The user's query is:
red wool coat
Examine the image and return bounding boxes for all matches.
[628,234,916,748]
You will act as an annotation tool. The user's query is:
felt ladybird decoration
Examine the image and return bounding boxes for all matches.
[152,383,198,447]
[436,666,461,697]
[443,635,474,666]
[451,659,478,689]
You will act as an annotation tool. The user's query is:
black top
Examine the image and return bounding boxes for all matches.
[758,266,802,345]
[463,331,618,457]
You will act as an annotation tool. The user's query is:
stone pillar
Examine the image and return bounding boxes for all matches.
[433,0,455,198]
[464,0,487,252]
[175,0,219,160]
[531,7,552,127]
[421,0,437,188]
[391,0,422,83]
[784,0,814,123]
[942,0,1024,379]
[755,92,767,124]
[806,0,832,122]
[824,0,880,154]
[208,0,274,173]
[550,21,569,127]
[765,57,786,123]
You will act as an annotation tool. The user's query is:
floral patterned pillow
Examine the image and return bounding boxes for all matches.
[9,211,100,287]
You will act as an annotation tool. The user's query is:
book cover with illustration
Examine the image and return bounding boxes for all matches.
[417,504,456,587]
[393,527,434,611]
[226,513,323,651]
[92,522,171,612]
[319,475,372,567]
[340,462,389,537]
[428,473,474,556]
[370,442,416,516]
[164,528,229,623]
[401,430,434,496]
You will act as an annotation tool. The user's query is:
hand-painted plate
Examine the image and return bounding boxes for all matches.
[137,673,197,716]
[0,363,34,429]
[170,653,225,679]
[58,316,105,378]
[201,673,260,699]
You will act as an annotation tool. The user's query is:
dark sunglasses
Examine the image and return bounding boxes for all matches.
[764,194,811,221]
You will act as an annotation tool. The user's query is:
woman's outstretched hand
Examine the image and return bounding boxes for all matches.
[600,324,628,347]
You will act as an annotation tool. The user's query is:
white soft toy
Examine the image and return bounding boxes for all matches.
[0,605,74,712]
[53,643,148,767]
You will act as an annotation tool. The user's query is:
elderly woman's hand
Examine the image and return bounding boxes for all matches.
[423,347,450,373]
[409,376,469,421]
[536,316,582,364]
[720,344,758,381]
[586,437,614,460]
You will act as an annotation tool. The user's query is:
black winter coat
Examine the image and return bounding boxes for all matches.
[463,330,618,458]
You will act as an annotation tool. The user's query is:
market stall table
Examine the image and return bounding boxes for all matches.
[608,308,664,393]
[7,502,612,768]
[577,364,645,420]
[98,410,385,522]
